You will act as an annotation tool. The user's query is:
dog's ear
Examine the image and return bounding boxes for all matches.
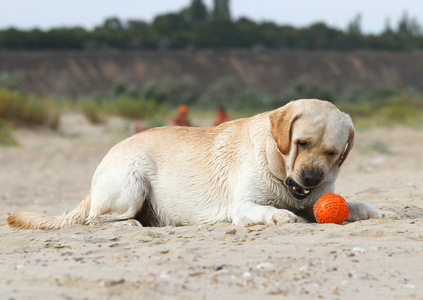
[269,106,301,155]
[338,127,355,167]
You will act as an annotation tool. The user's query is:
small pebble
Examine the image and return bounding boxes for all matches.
[216,265,225,271]
[404,284,416,289]
[242,272,252,278]
[256,262,275,270]
[352,247,368,253]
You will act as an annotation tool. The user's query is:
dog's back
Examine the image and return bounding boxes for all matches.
[7,116,263,229]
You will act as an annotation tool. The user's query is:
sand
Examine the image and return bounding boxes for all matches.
[0,113,422,300]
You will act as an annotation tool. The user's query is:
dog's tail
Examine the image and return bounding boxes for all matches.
[7,192,92,230]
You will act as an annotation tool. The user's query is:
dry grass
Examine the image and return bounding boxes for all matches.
[0,119,18,146]
[0,89,60,128]
[78,96,169,125]
[338,94,423,129]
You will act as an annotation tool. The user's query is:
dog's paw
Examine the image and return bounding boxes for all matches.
[347,202,400,222]
[373,210,400,220]
[270,210,305,225]
[90,217,143,227]
[112,219,143,227]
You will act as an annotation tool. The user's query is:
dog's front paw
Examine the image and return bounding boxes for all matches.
[347,202,400,222]
[373,210,400,220]
[270,209,305,225]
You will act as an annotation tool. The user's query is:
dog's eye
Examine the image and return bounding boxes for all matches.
[298,141,308,147]
[326,151,336,157]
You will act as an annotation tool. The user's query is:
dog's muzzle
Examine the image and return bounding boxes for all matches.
[285,178,312,200]
[285,169,324,200]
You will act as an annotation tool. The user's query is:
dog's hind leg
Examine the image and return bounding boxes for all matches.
[87,166,150,225]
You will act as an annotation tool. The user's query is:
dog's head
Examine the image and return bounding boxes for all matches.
[269,99,354,206]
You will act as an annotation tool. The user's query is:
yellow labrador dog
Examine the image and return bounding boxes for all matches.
[8,99,397,230]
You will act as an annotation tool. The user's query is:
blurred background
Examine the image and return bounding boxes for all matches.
[1,0,423,143]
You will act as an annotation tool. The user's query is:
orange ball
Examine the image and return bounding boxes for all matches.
[313,193,349,224]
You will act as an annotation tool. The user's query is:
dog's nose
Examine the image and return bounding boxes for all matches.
[302,170,324,187]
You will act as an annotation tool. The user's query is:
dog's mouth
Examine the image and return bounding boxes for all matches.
[285,178,312,200]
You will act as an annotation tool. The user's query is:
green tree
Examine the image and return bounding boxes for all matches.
[152,13,191,36]
[187,0,208,27]
[103,17,125,31]
[398,12,421,36]
[196,19,239,47]
[151,13,192,48]
[126,20,156,48]
[212,0,231,20]
[347,14,362,34]
[259,22,284,47]
[2,3,423,50]
[235,18,260,47]
[300,23,343,49]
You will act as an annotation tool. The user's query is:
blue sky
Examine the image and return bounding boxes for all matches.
[1,0,422,34]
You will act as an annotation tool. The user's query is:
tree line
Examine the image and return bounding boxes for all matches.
[1,0,422,50]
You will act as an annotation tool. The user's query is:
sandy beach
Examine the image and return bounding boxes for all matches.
[1,113,422,299]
